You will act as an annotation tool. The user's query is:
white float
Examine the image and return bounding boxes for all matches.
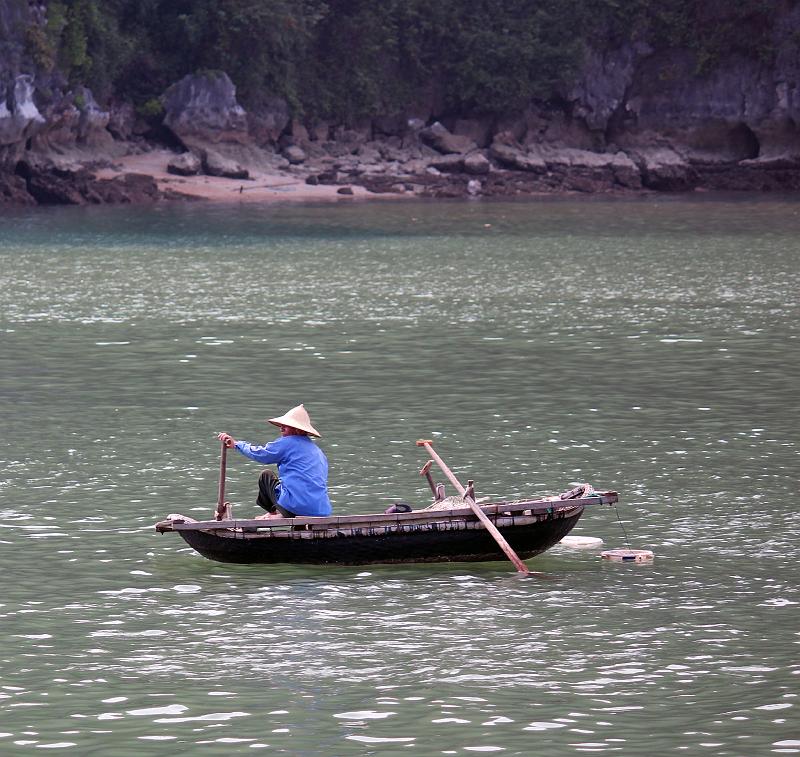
[601,548,654,563]
[559,535,604,549]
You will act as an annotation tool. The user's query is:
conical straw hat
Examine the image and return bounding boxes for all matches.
[268,404,321,437]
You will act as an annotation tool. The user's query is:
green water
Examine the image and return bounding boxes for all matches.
[0,196,798,756]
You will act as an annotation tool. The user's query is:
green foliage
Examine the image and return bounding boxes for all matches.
[404,0,587,114]
[32,0,787,122]
[296,0,589,120]
[136,98,164,120]
[24,23,55,72]
[299,0,404,120]
[599,0,781,74]
[61,0,90,74]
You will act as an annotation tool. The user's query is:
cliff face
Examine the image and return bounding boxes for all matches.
[550,16,800,190]
[2,0,800,204]
[0,2,38,164]
[569,4,800,161]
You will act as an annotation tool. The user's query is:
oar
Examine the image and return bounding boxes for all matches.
[420,461,437,496]
[416,440,532,576]
[214,437,230,521]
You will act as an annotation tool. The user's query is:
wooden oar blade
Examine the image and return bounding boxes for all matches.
[416,438,532,576]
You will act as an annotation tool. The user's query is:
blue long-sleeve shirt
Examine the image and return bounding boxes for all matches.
[234,434,332,517]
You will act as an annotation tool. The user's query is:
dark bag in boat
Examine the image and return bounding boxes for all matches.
[384,502,412,514]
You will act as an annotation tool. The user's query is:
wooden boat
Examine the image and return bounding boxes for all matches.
[155,485,618,566]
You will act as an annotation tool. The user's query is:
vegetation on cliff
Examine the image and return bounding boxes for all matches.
[17,0,786,121]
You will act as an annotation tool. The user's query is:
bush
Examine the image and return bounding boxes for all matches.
[136,98,164,120]
[24,24,55,72]
[34,0,787,121]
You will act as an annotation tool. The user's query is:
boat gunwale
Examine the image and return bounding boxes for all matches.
[157,492,617,533]
[202,508,584,540]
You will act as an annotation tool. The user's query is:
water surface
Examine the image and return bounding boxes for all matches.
[0,196,798,755]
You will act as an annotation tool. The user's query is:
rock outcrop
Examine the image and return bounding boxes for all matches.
[162,71,249,150]
[2,0,800,204]
[0,75,45,164]
[167,151,202,176]
[13,161,163,205]
[202,148,249,180]
[160,71,284,177]
[30,86,116,155]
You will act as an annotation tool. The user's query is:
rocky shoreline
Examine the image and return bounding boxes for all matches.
[4,144,800,208]
[4,24,800,208]
[4,112,800,208]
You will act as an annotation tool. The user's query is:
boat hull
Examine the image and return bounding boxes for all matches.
[175,509,583,566]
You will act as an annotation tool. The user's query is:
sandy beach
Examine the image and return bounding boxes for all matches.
[94,149,381,204]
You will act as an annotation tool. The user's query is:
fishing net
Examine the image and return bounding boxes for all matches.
[421,495,471,511]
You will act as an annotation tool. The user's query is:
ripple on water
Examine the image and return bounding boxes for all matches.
[0,199,798,755]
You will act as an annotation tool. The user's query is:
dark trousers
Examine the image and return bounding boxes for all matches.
[257,469,295,517]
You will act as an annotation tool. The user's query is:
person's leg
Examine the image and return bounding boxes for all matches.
[257,469,281,512]
[257,470,298,518]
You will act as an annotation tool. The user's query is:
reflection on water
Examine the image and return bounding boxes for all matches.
[0,196,798,755]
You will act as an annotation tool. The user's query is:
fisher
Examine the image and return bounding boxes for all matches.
[216,404,332,519]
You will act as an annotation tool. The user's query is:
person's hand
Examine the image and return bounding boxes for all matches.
[217,432,236,448]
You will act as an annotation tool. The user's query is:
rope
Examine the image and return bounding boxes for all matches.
[613,504,631,549]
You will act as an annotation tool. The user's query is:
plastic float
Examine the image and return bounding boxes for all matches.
[559,535,604,549]
[601,548,654,563]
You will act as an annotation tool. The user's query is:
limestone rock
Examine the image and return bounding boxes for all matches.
[419,122,477,154]
[489,142,546,172]
[288,120,310,143]
[28,86,115,155]
[381,143,414,162]
[493,115,527,145]
[247,96,290,146]
[0,75,45,165]
[464,152,491,175]
[282,144,307,164]
[629,147,697,191]
[697,160,800,191]
[107,101,136,140]
[402,158,430,175]
[452,117,494,148]
[29,95,80,153]
[488,142,521,167]
[19,163,162,205]
[163,72,249,149]
[315,169,343,184]
[95,173,162,203]
[167,151,202,176]
[610,152,642,188]
[631,52,774,131]
[0,75,44,146]
[26,170,87,204]
[308,121,330,142]
[428,153,464,172]
[621,44,800,163]
[202,149,249,179]
[754,118,800,161]
[331,122,372,144]
[323,141,355,158]
[356,144,381,163]
[0,173,35,204]
[467,178,482,195]
[567,43,643,132]
[75,88,112,147]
